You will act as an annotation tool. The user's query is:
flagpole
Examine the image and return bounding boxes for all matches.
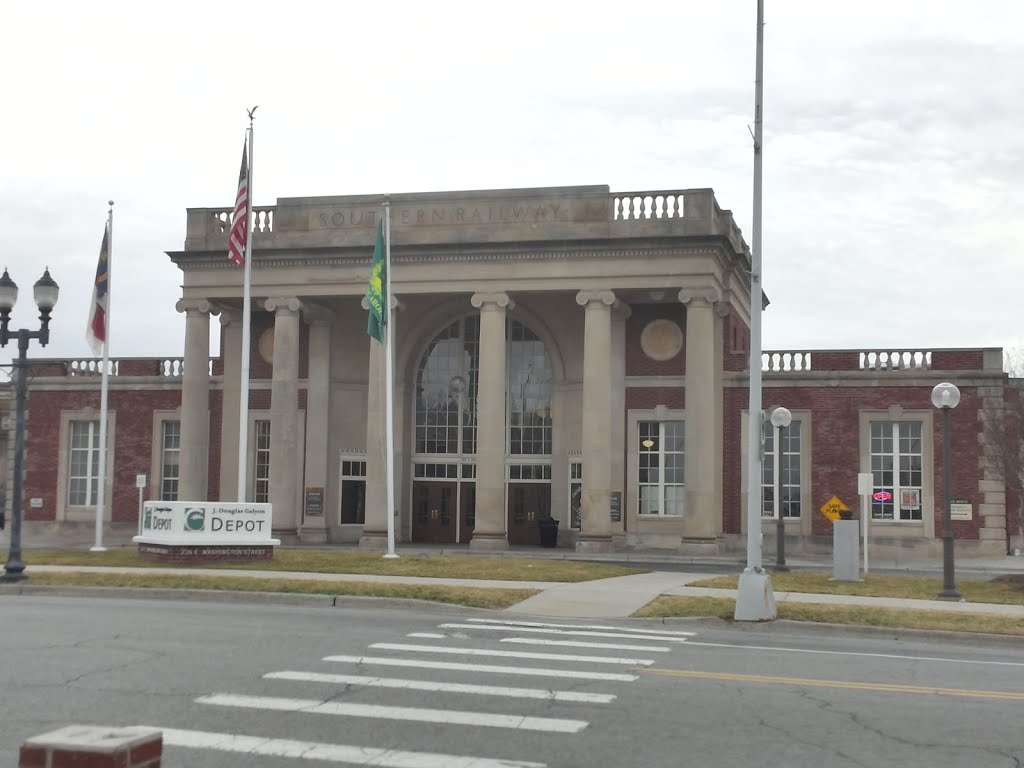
[383,197,398,559]
[91,201,114,552]
[237,115,255,502]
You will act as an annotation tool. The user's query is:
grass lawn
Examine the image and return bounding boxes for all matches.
[22,572,537,610]
[24,548,644,583]
[634,595,1024,636]
[690,572,1024,605]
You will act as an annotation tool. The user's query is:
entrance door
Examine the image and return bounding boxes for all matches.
[459,483,476,544]
[412,482,457,543]
[507,483,551,546]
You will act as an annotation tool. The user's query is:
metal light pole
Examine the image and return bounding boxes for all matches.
[771,406,792,572]
[931,382,961,600]
[0,268,60,583]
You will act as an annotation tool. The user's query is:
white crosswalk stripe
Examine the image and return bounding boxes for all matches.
[500,637,671,652]
[438,623,692,643]
[323,653,640,681]
[370,642,655,666]
[156,727,548,767]
[263,670,617,703]
[465,618,697,636]
[197,693,590,733]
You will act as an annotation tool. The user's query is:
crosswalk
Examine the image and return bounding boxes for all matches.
[148,615,698,767]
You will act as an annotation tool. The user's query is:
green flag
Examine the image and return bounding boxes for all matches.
[366,220,386,342]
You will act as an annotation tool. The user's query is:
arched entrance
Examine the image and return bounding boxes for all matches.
[411,315,553,544]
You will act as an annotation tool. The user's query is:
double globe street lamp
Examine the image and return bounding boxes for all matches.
[0,268,60,583]
[931,382,962,600]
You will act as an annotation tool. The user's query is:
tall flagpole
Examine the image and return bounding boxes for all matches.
[735,0,776,620]
[237,110,256,502]
[383,198,398,558]
[91,201,114,552]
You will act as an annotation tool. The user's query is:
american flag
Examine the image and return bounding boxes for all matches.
[228,140,249,267]
[86,222,110,357]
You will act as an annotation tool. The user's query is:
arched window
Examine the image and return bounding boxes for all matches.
[414,316,479,455]
[507,320,553,455]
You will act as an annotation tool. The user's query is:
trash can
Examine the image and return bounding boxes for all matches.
[537,516,559,548]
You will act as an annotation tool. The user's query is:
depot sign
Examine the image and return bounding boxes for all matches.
[133,501,280,546]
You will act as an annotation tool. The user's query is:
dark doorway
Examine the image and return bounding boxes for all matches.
[459,483,476,544]
[507,483,551,546]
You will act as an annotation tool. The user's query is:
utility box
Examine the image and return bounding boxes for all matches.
[832,519,861,581]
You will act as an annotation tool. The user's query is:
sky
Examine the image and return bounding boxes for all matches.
[0,0,1021,371]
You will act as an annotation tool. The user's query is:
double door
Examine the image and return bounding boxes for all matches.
[411,481,476,544]
[507,483,552,546]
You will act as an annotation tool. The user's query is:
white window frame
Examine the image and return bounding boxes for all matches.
[149,409,181,502]
[740,409,813,538]
[636,419,685,517]
[869,420,924,522]
[569,457,582,530]
[338,453,367,526]
[253,418,272,504]
[159,420,182,501]
[761,418,802,520]
[56,409,115,522]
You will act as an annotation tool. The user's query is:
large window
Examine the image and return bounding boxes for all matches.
[254,419,271,504]
[68,420,102,506]
[340,459,366,524]
[159,420,181,501]
[415,316,479,455]
[569,460,582,529]
[507,320,553,455]
[870,421,923,521]
[762,420,801,519]
[637,420,684,516]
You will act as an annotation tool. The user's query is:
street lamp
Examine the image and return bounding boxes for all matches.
[770,406,792,572]
[931,382,961,600]
[0,268,60,583]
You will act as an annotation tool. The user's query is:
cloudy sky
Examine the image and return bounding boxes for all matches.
[1,0,1021,369]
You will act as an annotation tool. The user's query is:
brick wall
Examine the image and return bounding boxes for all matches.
[625,304,684,377]
[24,388,181,522]
[723,312,750,372]
[722,384,985,539]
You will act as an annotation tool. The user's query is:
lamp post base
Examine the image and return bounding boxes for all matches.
[735,570,777,621]
[1,567,27,583]
[937,588,962,601]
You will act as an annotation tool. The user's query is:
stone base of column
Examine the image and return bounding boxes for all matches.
[469,533,509,551]
[575,536,615,554]
[358,530,390,549]
[300,525,329,544]
[272,527,299,545]
[679,537,722,556]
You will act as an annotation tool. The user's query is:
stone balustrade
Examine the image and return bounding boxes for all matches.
[612,191,685,220]
[26,357,211,378]
[761,348,999,374]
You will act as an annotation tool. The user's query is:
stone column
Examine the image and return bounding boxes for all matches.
[679,288,722,541]
[218,308,242,502]
[576,290,616,553]
[176,299,216,502]
[609,302,630,537]
[301,303,334,543]
[469,292,513,551]
[265,297,302,538]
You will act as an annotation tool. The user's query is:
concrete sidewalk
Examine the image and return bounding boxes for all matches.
[14,563,1024,621]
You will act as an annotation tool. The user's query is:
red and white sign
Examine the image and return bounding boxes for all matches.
[873,490,893,502]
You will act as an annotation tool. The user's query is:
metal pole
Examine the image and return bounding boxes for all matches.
[2,334,29,581]
[383,199,398,559]
[774,422,787,571]
[939,406,960,599]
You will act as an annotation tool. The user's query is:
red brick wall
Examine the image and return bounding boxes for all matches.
[625,304,684,376]
[931,350,984,370]
[722,384,985,539]
[24,388,181,522]
[724,312,750,371]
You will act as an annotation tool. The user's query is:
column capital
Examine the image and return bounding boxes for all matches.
[175,298,219,315]
[301,301,335,327]
[471,292,515,311]
[216,305,243,327]
[360,295,405,312]
[575,290,616,308]
[264,296,302,314]
[677,287,722,307]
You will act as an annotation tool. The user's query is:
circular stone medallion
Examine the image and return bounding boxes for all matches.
[258,327,275,364]
[640,319,683,361]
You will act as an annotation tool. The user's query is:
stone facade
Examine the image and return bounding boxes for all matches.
[6,186,1019,557]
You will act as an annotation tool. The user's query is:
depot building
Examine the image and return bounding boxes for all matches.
[15,184,1021,558]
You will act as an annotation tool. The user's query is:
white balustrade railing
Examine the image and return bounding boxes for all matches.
[762,351,813,372]
[859,350,931,370]
[208,206,275,235]
[612,191,685,221]
[68,359,119,376]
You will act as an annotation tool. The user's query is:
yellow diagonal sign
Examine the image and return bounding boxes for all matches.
[819,495,848,522]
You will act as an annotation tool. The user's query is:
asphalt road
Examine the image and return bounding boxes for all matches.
[1,593,1022,767]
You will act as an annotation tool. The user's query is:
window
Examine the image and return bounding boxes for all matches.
[508,320,553,456]
[871,421,923,521]
[254,419,271,504]
[415,316,479,455]
[637,420,684,515]
[159,421,181,501]
[340,459,366,524]
[762,420,801,519]
[68,421,102,506]
[569,460,582,529]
